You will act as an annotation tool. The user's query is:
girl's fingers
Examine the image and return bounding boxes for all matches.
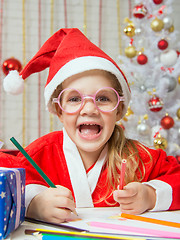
[53,196,76,212]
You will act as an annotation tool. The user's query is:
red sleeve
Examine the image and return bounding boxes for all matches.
[0,151,20,168]
[140,147,180,210]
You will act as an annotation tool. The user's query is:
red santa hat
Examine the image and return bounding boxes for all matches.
[3,28,131,116]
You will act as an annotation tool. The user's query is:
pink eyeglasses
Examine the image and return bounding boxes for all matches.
[53,87,124,114]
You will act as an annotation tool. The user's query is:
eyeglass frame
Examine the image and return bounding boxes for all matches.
[53,86,124,114]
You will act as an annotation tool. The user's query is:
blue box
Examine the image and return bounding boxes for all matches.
[0,168,25,239]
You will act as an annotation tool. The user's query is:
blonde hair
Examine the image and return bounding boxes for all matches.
[51,70,152,204]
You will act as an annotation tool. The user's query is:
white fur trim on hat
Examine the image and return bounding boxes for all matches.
[45,56,131,117]
[3,70,24,95]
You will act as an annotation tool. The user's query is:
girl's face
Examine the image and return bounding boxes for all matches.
[57,71,123,164]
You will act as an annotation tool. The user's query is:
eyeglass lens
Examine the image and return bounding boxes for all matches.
[58,88,120,113]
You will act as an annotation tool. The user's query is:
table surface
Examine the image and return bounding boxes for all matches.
[6,208,180,240]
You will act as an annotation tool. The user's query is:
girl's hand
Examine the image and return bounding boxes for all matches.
[26,185,77,223]
[113,182,156,215]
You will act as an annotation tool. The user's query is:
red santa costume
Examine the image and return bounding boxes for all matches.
[15,128,180,211]
[3,28,180,212]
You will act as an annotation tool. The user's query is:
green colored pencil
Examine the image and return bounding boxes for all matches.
[10,137,56,188]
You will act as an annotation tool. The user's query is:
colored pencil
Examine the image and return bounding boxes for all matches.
[25,217,86,232]
[121,213,180,229]
[118,159,127,190]
[88,221,180,239]
[10,137,56,188]
[10,137,78,216]
[25,228,143,240]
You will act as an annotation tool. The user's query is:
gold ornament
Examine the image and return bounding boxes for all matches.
[168,25,174,33]
[154,135,168,150]
[151,17,164,32]
[125,46,136,58]
[177,108,180,119]
[125,106,134,117]
[124,24,136,37]
[178,75,180,84]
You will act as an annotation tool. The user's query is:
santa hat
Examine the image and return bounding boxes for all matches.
[3,28,131,117]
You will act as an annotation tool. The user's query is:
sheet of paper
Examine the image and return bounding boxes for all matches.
[61,207,180,238]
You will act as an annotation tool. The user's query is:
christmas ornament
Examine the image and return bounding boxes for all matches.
[125,106,134,117]
[137,53,148,65]
[148,95,163,112]
[160,114,174,129]
[124,24,135,37]
[168,25,174,33]
[158,39,168,50]
[133,4,147,19]
[154,135,168,150]
[161,75,177,92]
[137,121,150,136]
[153,0,163,4]
[140,85,147,92]
[135,28,142,35]
[151,17,164,32]
[163,16,173,30]
[160,49,178,67]
[178,76,180,84]
[176,108,180,119]
[2,58,22,76]
[125,45,136,58]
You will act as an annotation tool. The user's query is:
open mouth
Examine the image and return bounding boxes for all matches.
[79,124,102,135]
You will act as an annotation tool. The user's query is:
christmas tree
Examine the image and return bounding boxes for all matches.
[118,0,180,159]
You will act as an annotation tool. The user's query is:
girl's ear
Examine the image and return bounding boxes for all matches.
[116,102,124,121]
[55,103,63,122]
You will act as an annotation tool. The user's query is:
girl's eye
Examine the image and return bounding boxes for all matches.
[68,96,81,102]
[96,96,110,102]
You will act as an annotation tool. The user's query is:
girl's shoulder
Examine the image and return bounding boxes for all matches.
[17,130,64,158]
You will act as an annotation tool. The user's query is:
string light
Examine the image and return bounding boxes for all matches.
[22,0,26,147]
[83,0,87,36]
[49,0,54,132]
[0,0,4,138]
[38,0,42,137]
[116,0,122,55]
[98,0,102,48]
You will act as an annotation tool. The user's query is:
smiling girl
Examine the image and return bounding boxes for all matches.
[3,28,180,223]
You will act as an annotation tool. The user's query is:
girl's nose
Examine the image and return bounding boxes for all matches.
[80,98,99,115]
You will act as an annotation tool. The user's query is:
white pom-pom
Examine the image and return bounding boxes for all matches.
[3,70,24,95]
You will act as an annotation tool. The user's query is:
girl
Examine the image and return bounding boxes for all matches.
[3,28,180,224]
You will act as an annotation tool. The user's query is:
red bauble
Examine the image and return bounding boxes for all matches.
[137,54,148,65]
[160,115,174,129]
[153,0,163,4]
[133,4,148,19]
[148,95,163,112]
[158,39,168,50]
[2,58,22,76]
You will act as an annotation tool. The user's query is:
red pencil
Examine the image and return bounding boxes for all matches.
[118,159,127,190]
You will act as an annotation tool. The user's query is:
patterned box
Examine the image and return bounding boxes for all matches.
[0,168,25,239]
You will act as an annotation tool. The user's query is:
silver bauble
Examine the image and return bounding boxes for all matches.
[163,16,173,29]
[135,28,142,35]
[140,85,146,92]
[137,122,150,136]
[161,75,177,92]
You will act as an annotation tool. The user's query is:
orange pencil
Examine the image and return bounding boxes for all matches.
[121,213,180,229]
[118,159,127,190]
